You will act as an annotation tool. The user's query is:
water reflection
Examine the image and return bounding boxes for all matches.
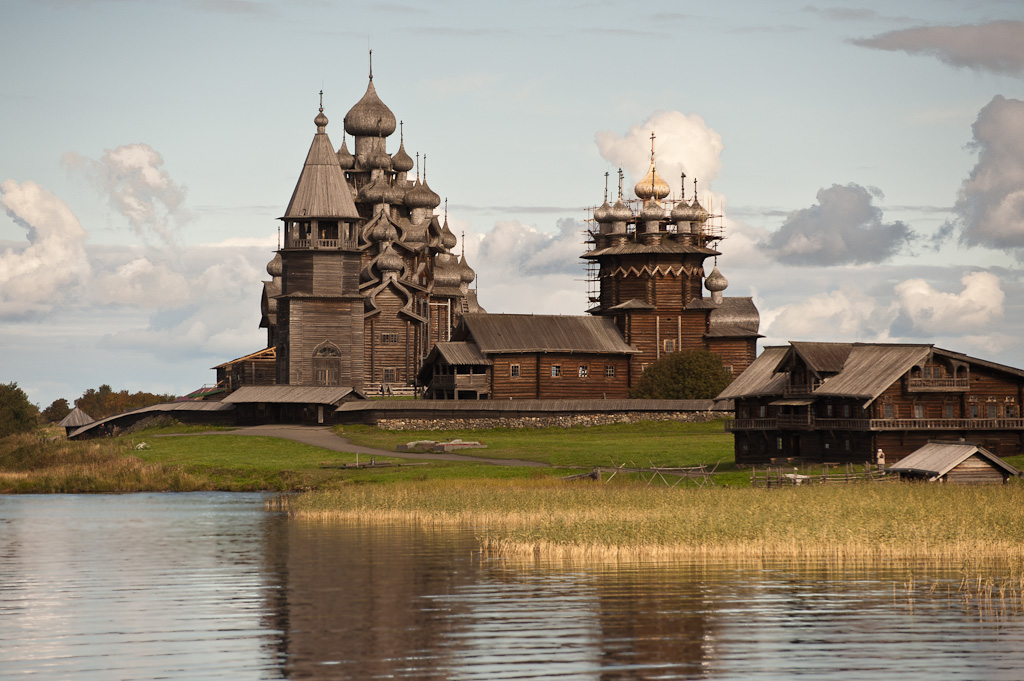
[2,494,1024,680]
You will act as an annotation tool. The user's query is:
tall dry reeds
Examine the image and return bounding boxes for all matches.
[284,479,1024,562]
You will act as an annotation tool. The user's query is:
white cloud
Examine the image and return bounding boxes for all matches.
[0,180,91,316]
[62,143,193,245]
[947,96,1024,252]
[851,21,1024,77]
[761,183,915,265]
[92,257,191,308]
[893,271,1004,335]
[764,287,897,342]
[595,110,724,200]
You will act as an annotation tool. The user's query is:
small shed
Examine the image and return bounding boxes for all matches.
[57,407,95,437]
[889,443,1021,484]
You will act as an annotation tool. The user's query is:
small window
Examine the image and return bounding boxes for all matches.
[510,364,520,378]
[970,403,979,418]
[844,439,851,452]
[988,404,998,419]
[843,404,850,418]
[884,403,894,419]
[664,339,675,353]
[605,365,615,377]
[383,368,397,383]
[578,365,588,378]
[724,365,733,374]
[381,333,399,344]
[825,404,833,417]
[776,437,783,450]
[1007,404,1017,418]
[945,404,955,419]
[551,365,561,378]
[759,405,767,418]
[914,404,923,419]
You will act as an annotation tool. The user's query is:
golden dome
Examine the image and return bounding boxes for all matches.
[634,159,671,200]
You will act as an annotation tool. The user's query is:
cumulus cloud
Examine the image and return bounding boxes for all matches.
[0,180,90,316]
[893,271,1004,335]
[760,183,915,265]
[473,217,584,278]
[851,21,1024,76]
[595,111,724,199]
[946,96,1024,252]
[62,143,192,245]
[92,257,192,308]
[764,287,897,342]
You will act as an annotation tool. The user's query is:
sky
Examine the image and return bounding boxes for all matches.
[2,0,1024,408]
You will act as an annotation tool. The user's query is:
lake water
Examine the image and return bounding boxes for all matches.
[1,493,1023,680]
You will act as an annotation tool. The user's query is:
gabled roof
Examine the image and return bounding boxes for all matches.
[283,118,360,220]
[426,341,492,366]
[716,346,790,399]
[222,385,365,405]
[458,314,638,354]
[790,342,852,374]
[889,443,1021,479]
[58,407,94,428]
[813,344,930,399]
[705,297,760,336]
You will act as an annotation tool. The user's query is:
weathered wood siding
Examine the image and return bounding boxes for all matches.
[282,298,364,388]
[489,353,631,399]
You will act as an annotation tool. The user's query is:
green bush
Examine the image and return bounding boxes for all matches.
[628,349,733,399]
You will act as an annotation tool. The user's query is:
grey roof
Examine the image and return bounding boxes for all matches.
[223,385,365,405]
[427,341,492,366]
[934,347,1024,379]
[608,299,655,311]
[283,119,360,219]
[58,407,94,428]
[459,314,639,355]
[790,342,853,374]
[715,346,790,400]
[583,241,718,258]
[813,344,930,399]
[889,443,1021,478]
[68,401,235,439]
[213,346,276,370]
[337,398,730,413]
[703,297,760,336]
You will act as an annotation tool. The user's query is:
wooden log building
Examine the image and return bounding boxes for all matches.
[720,341,1024,465]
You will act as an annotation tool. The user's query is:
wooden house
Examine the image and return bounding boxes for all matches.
[417,314,639,400]
[213,347,277,393]
[889,442,1020,484]
[720,342,1024,465]
[57,407,94,437]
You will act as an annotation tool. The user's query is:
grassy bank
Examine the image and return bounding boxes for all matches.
[284,479,1024,562]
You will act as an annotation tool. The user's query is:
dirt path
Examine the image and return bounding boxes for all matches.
[169,425,550,468]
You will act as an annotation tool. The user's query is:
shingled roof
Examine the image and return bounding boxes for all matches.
[889,443,1021,479]
[458,314,638,354]
[283,111,360,220]
[716,346,790,399]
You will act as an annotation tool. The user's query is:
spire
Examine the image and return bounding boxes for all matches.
[369,47,373,81]
[617,168,624,199]
[603,171,609,203]
[680,172,687,201]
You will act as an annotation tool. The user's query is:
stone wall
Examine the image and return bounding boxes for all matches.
[375,410,728,431]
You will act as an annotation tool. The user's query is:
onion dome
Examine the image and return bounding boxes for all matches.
[610,197,632,222]
[705,266,728,293]
[376,242,404,273]
[640,198,663,222]
[690,197,709,223]
[266,253,283,278]
[593,199,613,225]
[671,198,700,222]
[439,219,458,250]
[383,180,405,205]
[402,223,428,244]
[369,218,398,243]
[336,137,355,170]
[420,180,441,209]
[634,160,671,200]
[359,176,387,204]
[314,109,329,131]
[458,253,475,284]
[345,78,397,138]
[404,180,434,209]
[433,253,462,287]
[391,141,414,173]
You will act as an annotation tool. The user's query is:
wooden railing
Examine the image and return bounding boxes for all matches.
[429,374,490,390]
[728,416,1024,432]
[906,377,970,392]
[783,381,822,396]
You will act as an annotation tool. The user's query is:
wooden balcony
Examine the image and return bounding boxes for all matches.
[869,417,1024,431]
[783,380,822,396]
[283,237,355,250]
[429,374,490,391]
[776,413,814,429]
[726,418,777,431]
[905,377,970,392]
